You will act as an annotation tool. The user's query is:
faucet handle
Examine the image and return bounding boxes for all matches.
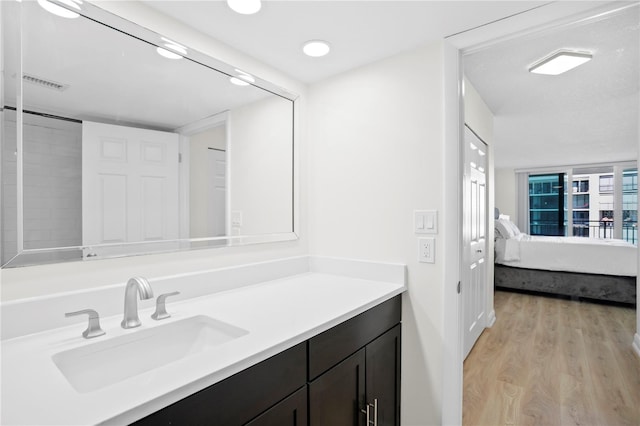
[65,309,106,339]
[151,291,181,321]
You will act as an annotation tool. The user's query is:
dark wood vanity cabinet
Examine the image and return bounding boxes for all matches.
[245,385,308,426]
[308,326,402,426]
[132,295,401,426]
[132,341,307,426]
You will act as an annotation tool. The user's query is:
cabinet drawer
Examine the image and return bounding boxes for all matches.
[133,342,307,426]
[308,295,401,380]
[245,385,308,426]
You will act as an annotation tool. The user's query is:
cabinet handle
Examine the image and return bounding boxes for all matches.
[373,398,378,426]
[361,399,378,426]
[361,405,370,425]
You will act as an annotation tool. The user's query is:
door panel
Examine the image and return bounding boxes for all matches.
[82,121,179,257]
[309,349,366,426]
[365,325,401,426]
[208,149,227,237]
[463,126,488,359]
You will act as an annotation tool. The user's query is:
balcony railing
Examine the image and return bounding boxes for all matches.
[530,220,637,244]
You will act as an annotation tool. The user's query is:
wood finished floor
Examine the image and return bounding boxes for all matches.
[463,290,640,426]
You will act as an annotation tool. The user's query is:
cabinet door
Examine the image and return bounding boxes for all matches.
[365,324,401,426]
[309,348,366,426]
[132,342,306,426]
[245,386,307,426]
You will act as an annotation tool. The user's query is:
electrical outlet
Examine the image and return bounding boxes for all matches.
[418,238,435,263]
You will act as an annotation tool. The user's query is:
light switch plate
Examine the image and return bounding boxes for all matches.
[231,211,243,227]
[414,210,437,234]
[418,237,435,263]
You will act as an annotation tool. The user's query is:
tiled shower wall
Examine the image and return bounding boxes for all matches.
[2,112,82,264]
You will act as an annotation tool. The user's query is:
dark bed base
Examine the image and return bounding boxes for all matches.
[494,264,636,305]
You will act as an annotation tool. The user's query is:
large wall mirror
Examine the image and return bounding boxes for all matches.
[1,0,297,267]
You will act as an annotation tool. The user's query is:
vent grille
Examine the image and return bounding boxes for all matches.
[22,74,69,91]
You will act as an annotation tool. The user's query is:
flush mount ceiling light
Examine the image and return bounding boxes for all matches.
[37,0,82,19]
[230,69,255,86]
[303,40,331,58]
[227,0,261,15]
[529,50,593,75]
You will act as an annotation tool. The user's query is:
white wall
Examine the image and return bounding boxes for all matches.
[229,96,293,235]
[307,44,445,425]
[0,1,307,301]
[189,125,226,238]
[2,113,82,264]
[463,77,496,326]
[494,168,517,219]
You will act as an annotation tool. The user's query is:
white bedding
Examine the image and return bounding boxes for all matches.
[495,234,637,277]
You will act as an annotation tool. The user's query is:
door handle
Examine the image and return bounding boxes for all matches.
[476,249,483,253]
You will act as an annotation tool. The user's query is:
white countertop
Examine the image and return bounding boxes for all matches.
[1,267,406,425]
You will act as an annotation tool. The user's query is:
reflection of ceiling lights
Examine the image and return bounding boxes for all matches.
[161,37,188,56]
[303,40,331,57]
[529,50,593,75]
[156,47,182,60]
[227,0,261,15]
[37,0,83,19]
[230,69,255,86]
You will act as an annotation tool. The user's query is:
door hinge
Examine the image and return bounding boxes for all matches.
[457,281,461,294]
[178,153,182,163]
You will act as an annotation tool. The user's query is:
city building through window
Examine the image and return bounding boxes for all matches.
[526,166,637,244]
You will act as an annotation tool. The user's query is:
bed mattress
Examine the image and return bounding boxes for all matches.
[495,235,637,277]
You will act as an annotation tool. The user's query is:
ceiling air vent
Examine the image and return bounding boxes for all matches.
[22,74,69,91]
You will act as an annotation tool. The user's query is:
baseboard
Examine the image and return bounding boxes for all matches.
[633,333,640,358]
[487,309,496,328]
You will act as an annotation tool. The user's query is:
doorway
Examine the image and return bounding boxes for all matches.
[442,2,640,424]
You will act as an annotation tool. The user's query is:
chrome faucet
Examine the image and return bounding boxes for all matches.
[121,277,154,329]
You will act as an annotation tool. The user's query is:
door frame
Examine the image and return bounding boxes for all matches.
[441,2,640,424]
[175,111,230,239]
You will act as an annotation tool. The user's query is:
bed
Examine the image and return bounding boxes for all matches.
[494,217,637,305]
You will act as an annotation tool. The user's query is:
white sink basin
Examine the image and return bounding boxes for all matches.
[52,315,248,393]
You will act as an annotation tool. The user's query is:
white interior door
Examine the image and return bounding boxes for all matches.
[463,125,488,359]
[208,148,227,237]
[82,121,179,257]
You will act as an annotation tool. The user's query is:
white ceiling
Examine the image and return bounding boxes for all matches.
[14,1,638,170]
[143,0,551,84]
[464,4,640,169]
[142,0,639,170]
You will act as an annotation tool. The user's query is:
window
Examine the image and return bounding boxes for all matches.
[529,173,565,236]
[521,166,637,244]
[623,170,638,243]
[600,210,613,220]
[573,179,589,193]
[599,175,614,193]
[623,170,637,192]
[573,194,589,209]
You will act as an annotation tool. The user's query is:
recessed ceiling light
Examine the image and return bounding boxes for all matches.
[303,40,331,58]
[156,47,182,60]
[37,0,82,19]
[529,50,592,75]
[227,0,261,15]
